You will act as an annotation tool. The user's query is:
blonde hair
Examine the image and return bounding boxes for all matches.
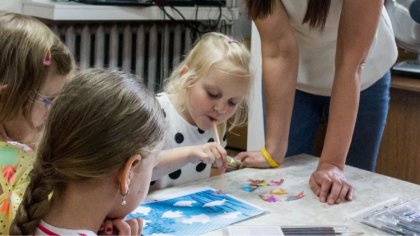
[164,32,252,130]
[0,11,75,125]
[10,69,165,235]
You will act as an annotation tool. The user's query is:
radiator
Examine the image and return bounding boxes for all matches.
[51,22,231,91]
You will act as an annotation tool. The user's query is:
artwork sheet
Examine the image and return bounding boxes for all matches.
[126,187,266,236]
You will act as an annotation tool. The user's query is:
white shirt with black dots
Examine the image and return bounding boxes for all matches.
[151,92,227,190]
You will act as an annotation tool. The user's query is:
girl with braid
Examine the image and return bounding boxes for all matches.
[10,69,165,235]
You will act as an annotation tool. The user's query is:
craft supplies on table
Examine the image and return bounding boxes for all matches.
[140,154,420,235]
[228,225,359,236]
[353,197,420,234]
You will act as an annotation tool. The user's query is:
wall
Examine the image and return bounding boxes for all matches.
[247,22,264,151]
[231,0,251,40]
[0,0,22,12]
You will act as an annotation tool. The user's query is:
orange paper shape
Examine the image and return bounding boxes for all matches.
[270,188,287,195]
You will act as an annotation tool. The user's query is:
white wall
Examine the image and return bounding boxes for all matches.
[0,0,22,12]
[247,22,264,151]
[231,0,251,39]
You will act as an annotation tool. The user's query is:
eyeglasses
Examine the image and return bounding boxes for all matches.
[33,92,56,109]
[37,96,54,107]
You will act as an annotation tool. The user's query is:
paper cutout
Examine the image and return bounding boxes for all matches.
[259,191,305,203]
[270,188,287,195]
[248,179,268,187]
[286,191,305,201]
[259,194,278,203]
[270,179,285,186]
[243,178,304,203]
[241,185,257,192]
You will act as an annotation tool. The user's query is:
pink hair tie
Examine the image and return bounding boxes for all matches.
[43,50,52,66]
[226,36,237,44]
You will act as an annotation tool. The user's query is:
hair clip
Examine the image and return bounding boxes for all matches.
[226,36,237,44]
[43,50,52,66]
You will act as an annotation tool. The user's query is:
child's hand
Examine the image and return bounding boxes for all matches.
[99,217,143,235]
[188,143,227,171]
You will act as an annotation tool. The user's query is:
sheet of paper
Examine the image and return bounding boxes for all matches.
[126,187,266,236]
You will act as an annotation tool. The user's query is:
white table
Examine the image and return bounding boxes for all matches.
[147,154,420,235]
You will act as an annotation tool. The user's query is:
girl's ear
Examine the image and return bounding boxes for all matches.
[179,65,189,77]
[0,84,8,96]
[118,154,142,195]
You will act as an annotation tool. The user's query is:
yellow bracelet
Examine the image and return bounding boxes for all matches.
[261,146,280,168]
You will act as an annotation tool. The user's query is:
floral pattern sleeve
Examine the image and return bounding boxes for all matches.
[0,141,35,234]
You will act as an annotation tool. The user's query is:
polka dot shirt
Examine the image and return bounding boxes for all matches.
[151,93,227,190]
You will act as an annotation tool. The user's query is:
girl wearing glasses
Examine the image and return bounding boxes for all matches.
[0,11,75,233]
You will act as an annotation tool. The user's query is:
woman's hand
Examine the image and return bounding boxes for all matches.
[99,217,143,235]
[235,151,284,168]
[309,162,353,205]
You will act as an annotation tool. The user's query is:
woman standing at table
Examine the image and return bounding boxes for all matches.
[237,0,397,204]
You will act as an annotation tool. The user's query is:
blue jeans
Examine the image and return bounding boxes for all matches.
[284,71,391,171]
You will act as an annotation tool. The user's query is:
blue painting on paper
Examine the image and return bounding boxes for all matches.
[126,188,265,236]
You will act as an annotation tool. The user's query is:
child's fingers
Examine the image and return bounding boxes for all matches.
[126,218,141,235]
[200,148,214,164]
[214,144,227,169]
[209,145,221,164]
[212,145,228,170]
[101,219,113,235]
[137,218,143,235]
[111,219,130,235]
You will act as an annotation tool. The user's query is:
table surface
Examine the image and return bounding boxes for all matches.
[147,154,420,235]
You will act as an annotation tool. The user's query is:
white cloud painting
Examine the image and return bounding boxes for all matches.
[142,219,152,228]
[162,210,183,218]
[203,199,226,207]
[126,188,265,236]
[173,200,196,207]
[181,214,210,224]
[131,206,151,215]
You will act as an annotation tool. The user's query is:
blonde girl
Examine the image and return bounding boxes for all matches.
[0,11,74,233]
[151,32,252,189]
[10,69,165,235]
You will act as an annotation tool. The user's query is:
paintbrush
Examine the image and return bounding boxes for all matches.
[211,122,241,171]
[212,121,226,193]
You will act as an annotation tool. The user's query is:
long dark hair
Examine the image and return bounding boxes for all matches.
[245,0,331,30]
